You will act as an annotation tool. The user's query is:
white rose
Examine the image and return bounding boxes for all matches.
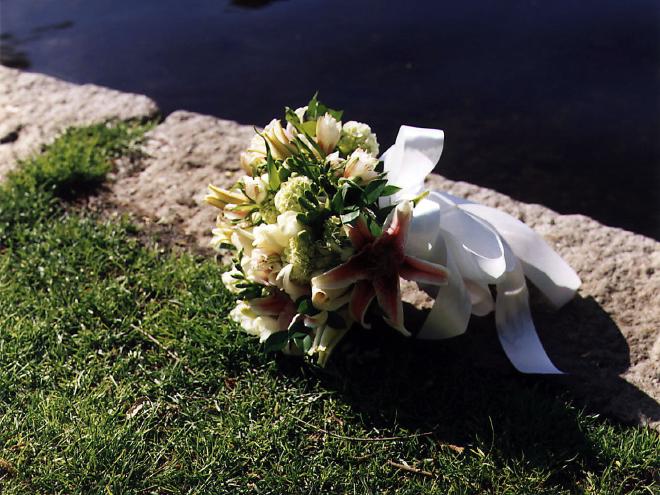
[316,113,342,155]
[343,149,379,183]
[252,316,281,342]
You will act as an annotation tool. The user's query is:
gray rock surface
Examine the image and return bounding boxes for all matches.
[0,66,158,179]
[109,111,659,428]
[109,111,254,251]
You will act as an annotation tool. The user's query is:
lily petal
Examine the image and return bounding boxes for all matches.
[384,200,413,253]
[249,291,291,316]
[349,280,376,328]
[400,255,449,286]
[347,216,374,249]
[311,251,370,290]
[373,272,410,336]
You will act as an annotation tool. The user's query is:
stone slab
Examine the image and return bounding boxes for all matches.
[0,66,159,179]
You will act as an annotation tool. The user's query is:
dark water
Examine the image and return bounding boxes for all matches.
[2,0,659,238]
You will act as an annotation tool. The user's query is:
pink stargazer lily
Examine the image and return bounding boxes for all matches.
[311,201,449,335]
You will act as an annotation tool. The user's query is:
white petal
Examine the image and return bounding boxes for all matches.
[495,255,563,374]
[460,203,581,308]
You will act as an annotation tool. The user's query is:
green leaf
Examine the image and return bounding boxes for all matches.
[285,106,301,125]
[376,204,397,223]
[297,298,319,316]
[363,179,388,204]
[306,92,344,121]
[287,317,306,333]
[298,196,315,212]
[367,216,382,237]
[296,213,310,225]
[303,189,318,205]
[340,210,360,224]
[331,190,344,213]
[259,134,281,191]
[302,121,317,136]
[263,331,289,353]
[380,185,401,197]
[301,334,314,353]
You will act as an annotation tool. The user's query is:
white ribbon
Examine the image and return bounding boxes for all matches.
[381,125,582,374]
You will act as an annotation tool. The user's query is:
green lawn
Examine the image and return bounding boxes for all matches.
[0,123,657,494]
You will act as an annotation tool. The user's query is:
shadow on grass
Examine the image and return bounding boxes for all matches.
[274,293,659,487]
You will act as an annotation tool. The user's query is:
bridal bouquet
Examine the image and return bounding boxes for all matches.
[206,96,581,372]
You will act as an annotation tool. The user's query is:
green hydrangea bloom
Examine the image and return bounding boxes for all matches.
[337,121,379,157]
[313,216,354,272]
[274,176,313,214]
[259,197,279,224]
[286,230,315,283]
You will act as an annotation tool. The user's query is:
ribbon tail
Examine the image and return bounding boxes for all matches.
[418,236,472,339]
[460,203,581,308]
[407,197,471,339]
[495,254,563,374]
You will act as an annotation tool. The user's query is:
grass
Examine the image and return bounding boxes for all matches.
[0,122,658,494]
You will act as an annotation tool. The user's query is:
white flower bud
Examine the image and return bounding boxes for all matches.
[316,113,342,155]
[325,151,344,175]
[263,119,296,159]
[275,264,310,301]
[311,283,351,311]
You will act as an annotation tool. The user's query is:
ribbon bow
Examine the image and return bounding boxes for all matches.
[381,126,581,374]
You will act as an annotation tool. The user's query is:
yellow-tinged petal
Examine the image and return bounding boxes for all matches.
[207,184,248,204]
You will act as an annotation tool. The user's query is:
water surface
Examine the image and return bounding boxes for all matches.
[2,0,658,238]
